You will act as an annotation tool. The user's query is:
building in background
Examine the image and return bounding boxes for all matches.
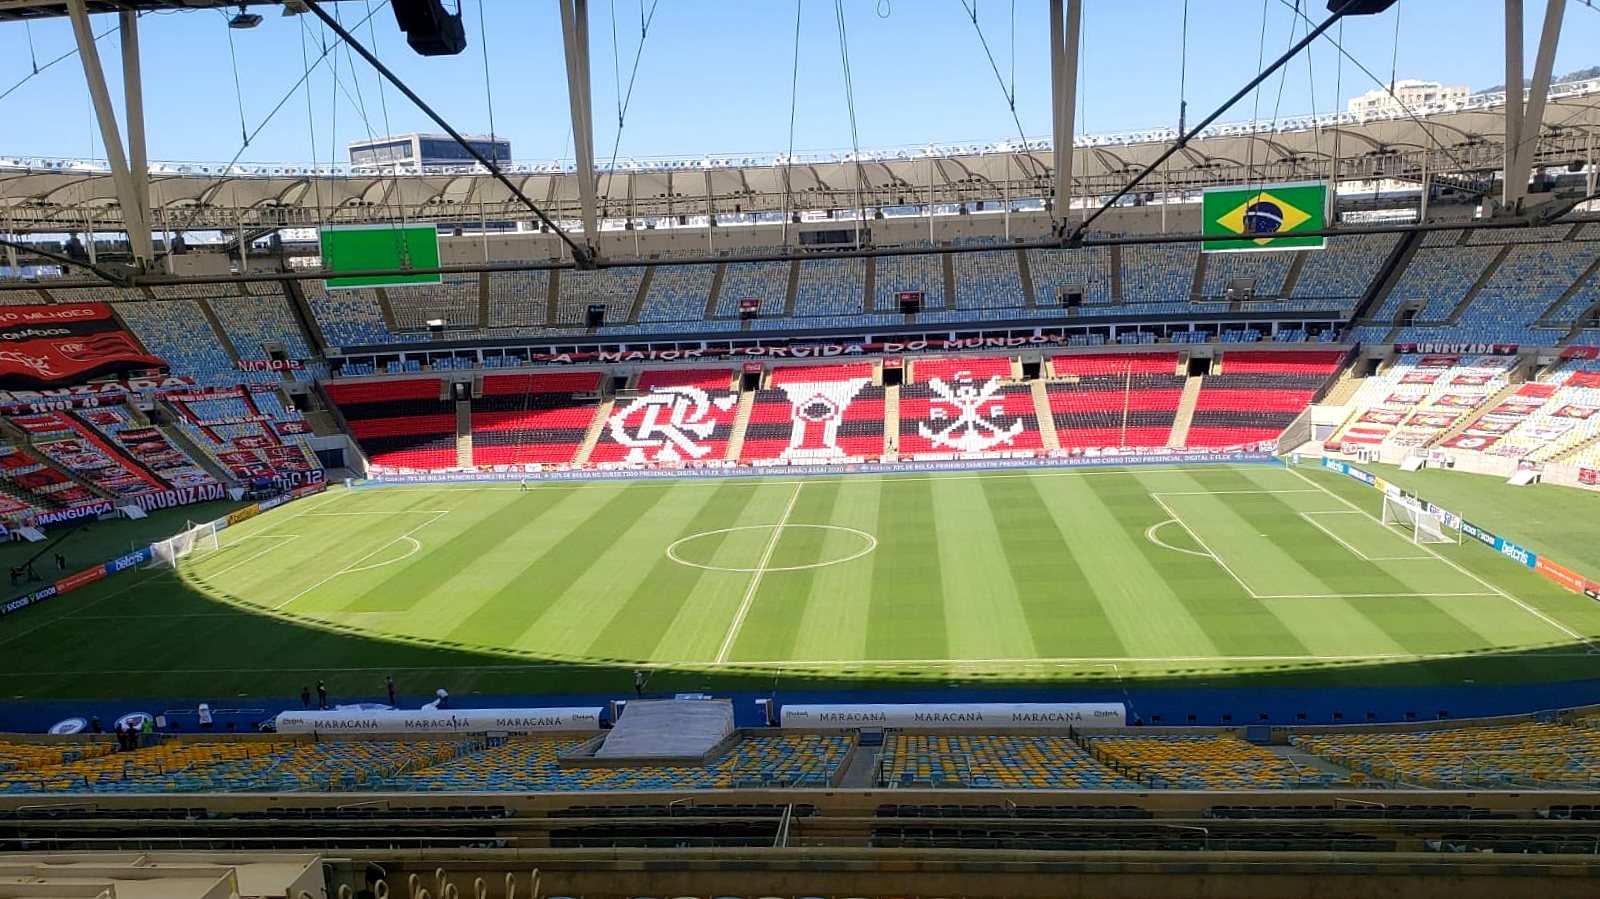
[349,133,512,172]
[1346,79,1469,116]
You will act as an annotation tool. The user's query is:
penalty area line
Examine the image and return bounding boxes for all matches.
[270,511,448,612]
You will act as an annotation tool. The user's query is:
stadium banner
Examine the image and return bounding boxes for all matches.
[320,223,442,289]
[1200,182,1327,253]
[1393,342,1520,355]
[0,546,151,619]
[0,304,168,389]
[130,483,226,512]
[236,359,305,371]
[1459,518,1500,549]
[1536,557,1588,593]
[273,707,603,735]
[1561,346,1600,360]
[1580,468,1598,487]
[34,500,114,528]
[779,703,1127,730]
[367,450,1279,486]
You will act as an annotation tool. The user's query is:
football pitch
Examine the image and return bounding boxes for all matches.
[4,460,1597,701]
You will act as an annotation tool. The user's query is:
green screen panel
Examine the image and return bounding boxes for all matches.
[321,224,442,288]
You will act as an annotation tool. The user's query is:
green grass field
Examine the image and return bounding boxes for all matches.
[2,460,1599,703]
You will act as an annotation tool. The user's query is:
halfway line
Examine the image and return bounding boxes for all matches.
[714,481,804,664]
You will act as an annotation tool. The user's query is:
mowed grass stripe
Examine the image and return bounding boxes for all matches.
[937,477,1036,660]
[596,483,769,662]
[445,484,673,648]
[787,479,881,663]
[725,480,847,663]
[340,488,537,613]
[864,477,945,660]
[1085,471,1303,658]
[647,481,799,663]
[983,474,1127,658]
[518,481,735,654]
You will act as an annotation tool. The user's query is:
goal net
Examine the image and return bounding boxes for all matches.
[147,520,221,569]
[1380,496,1454,545]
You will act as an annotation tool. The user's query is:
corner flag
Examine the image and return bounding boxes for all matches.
[1201,182,1327,253]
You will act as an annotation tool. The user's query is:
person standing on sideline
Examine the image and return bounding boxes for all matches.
[89,715,102,734]
[53,553,65,571]
[634,669,646,699]
[197,703,213,729]
[435,688,450,710]
[316,680,328,710]
[300,686,311,710]
[385,675,396,707]
[519,477,528,492]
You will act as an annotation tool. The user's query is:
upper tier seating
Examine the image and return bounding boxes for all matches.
[898,356,1043,458]
[792,256,867,321]
[1120,243,1198,303]
[1372,245,1498,323]
[741,363,882,463]
[114,300,237,386]
[303,281,404,348]
[386,278,481,332]
[557,267,643,326]
[1200,251,1294,299]
[588,368,739,465]
[325,378,455,470]
[1290,233,1399,303]
[1028,244,1114,309]
[469,372,603,467]
[638,263,715,324]
[1046,352,1183,450]
[1185,350,1343,448]
[486,271,550,328]
[872,244,945,311]
[207,294,314,383]
[951,242,1025,311]
[716,258,791,317]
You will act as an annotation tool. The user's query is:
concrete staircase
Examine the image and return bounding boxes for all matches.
[1030,379,1060,451]
[882,384,900,460]
[1445,245,1512,324]
[571,398,615,465]
[455,399,473,468]
[724,390,756,461]
[1319,366,1366,407]
[1168,375,1205,446]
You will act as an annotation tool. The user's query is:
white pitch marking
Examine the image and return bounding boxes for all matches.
[1287,466,1596,648]
[341,536,423,574]
[1148,492,1267,597]
[192,535,302,579]
[1299,511,1435,562]
[1143,519,1211,557]
[1151,489,1323,496]
[667,524,876,573]
[714,481,804,664]
[271,511,449,611]
[302,510,455,516]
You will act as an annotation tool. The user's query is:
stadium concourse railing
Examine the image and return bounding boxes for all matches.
[1312,456,1599,600]
[0,480,328,622]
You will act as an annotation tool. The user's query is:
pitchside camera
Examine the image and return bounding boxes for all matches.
[392,0,467,56]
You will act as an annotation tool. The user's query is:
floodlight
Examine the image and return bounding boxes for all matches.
[228,5,262,29]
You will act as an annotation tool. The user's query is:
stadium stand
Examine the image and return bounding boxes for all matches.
[1119,242,1199,304]
[206,294,314,376]
[0,444,92,519]
[1290,233,1399,304]
[113,300,237,386]
[1028,244,1114,309]
[469,372,603,467]
[879,735,1136,789]
[740,363,883,463]
[1330,353,1516,451]
[1372,244,1499,324]
[303,281,404,348]
[792,255,867,323]
[556,267,644,326]
[9,411,166,497]
[950,240,1025,311]
[72,405,217,489]
[716,257,791,318]
[1184,349,1343,448]
[898,356,1043,458]
[871,242,945,311]
[165,386,321,482]
[385,278,482,332]
[324,378,457,470]
[588,368,739,465]
[1292,720,1600,789]
[1199,250,1294,300]
[638,262,716,324]
[1046,352,1184,450]
[486,270,550,329]
[1089,735,1307,789]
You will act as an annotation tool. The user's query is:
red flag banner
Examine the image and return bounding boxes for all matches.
[0,304,165,389]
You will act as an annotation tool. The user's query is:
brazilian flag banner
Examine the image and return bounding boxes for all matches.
[1201,181,1327,253]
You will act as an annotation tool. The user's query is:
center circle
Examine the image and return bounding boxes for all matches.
[666,524,878,573]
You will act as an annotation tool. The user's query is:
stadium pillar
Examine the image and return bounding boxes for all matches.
[66,0,154,269]
[119,10,152,256]
[558,0,600,253]
[1512,0,1565,203]
[1049,0,1082,232]
[1502,0,1523,207]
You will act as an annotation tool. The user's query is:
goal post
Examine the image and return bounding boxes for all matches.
[1380,495,1456,545]
[146,520,221,569]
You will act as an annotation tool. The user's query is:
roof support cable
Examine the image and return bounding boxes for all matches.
[302,0,592,267]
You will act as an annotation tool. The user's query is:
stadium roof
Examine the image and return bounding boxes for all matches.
[0,0,357,22]
[3,80,1597,233]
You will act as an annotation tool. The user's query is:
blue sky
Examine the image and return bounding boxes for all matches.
[1,0,1598,165]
